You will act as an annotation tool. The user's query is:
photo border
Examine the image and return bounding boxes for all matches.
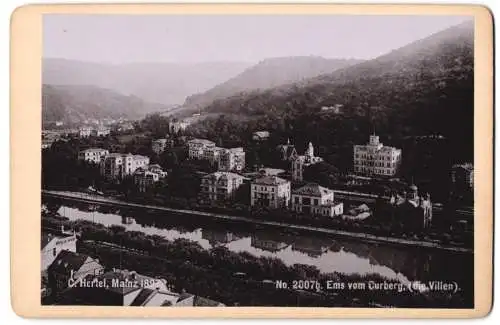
[10,3,493,318]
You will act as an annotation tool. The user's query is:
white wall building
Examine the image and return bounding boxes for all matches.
[78,148,109,164]
[291,142,323,181]
[291,183,343,217]
[250,176,291,209]
[200,172,246,202]
[187,139,216,160]
[79,127,92,138]
[100,153,150,181]
[353,135,402,176]
[41,229,77,271]
[92,127,111,137]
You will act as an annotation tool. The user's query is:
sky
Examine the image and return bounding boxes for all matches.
[43,14,472,64]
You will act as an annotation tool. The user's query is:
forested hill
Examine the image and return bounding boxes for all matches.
[42,84,169,124]
[196,21,474,162]
[183,56,363,111]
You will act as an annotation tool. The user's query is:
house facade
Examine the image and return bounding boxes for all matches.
[41,230,77,271]
[78,148,109,164]
[353,135,402,176]
[291,183,343,217]
[187,138,216,160]
[250,175,291,209]
[100,153,150,181]
[200,172,246,202]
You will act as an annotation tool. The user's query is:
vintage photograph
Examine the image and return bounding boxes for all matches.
[41,14,474,308]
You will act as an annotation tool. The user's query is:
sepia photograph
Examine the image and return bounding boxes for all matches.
[40,13,475,308]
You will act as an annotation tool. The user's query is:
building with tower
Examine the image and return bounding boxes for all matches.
[276,139,298,162]
[291,142,323,181]
[353,134,402,177]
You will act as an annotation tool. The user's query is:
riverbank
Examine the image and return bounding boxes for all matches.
[42,190,472,253]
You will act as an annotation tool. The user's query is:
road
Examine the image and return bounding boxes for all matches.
[42,190,472,253]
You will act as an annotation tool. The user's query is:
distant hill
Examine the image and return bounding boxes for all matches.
[183,56,363,111]
[42,84,169,124]
[202,21,473,143]
[43,59,251,105]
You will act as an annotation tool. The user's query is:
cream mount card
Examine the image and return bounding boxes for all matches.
[10,3,493,318]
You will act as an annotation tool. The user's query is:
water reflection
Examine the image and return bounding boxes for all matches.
[50,201,472,289]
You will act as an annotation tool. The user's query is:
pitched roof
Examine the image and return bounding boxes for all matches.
[48,250,93,273]
[293,183,332,197]
[130,288,156,306]
[176,293,224,306]
[252,175,289,186]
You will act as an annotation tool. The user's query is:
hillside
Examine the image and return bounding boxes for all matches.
[43,59,251,105]
[179,20,475,198]
[42,84,169,124]
[183,56,363,112]
[196,21,473,156]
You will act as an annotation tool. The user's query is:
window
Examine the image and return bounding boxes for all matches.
[52,248,57,257]
[294,197,299,204]
[313,199,319,206]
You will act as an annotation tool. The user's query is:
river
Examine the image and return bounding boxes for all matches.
[45,199,473,303]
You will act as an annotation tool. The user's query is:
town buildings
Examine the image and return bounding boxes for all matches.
[47,250,104,293]
[219,147,246,171]
[451,163,474,189]
[250,175,291,209]
[200,172,247,202]
[100,153,150,181]
[291,142,323,181]
[291,183,344,217]
[78,127,92,138]
[353,135,402,177]
[187,138,216,160]
[188,139,246,171]
[41,228,77,271]
[133,164,168,192]
[152,138,173,155]
[92,127,111,137]
[78,148,109,164]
